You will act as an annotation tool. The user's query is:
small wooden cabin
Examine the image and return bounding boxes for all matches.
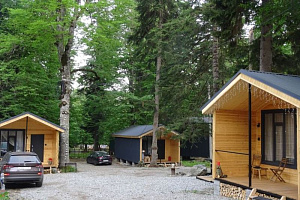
[113,125,180,164]
[0,112,64,168]
[201,70,300,199]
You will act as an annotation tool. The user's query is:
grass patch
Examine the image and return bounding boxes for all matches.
[181,160,211,168]
[0,191,9,200]
[69,152,90,159]
[61,166,77,173]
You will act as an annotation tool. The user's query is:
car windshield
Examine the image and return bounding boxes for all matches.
[96,152,108,156]
[9,155,40,163]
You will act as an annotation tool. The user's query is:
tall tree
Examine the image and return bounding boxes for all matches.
[130,0,177,166]
[77,0,137,148]
[0,0,60,121]
[259,0,272,72]
[150,0,163,167]
[56,0,82,166]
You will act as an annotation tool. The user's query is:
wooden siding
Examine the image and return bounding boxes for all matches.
[213,110,256,178]
[164,138,180,162]
[26,130,59,168]
[0,114,64,132]
[1,117,60,168]
[213,109,298,185]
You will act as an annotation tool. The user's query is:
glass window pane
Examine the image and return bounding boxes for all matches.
[16,131,24,152]
[275,113,283,123]
[286,113,295,164]
[8,137,15,152]
[275,126,283,161]
[264,113,273,161]
[0,131,8,156]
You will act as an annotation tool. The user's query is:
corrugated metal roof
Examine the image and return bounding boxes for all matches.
[200,69,300,111]
[0,112,65,132]
[113,125,154,137]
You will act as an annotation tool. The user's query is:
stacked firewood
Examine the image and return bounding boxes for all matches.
[220,183,246,200]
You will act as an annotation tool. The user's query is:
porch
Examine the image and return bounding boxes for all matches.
[218,176,297,200]
[200,70,300,199]
[198,175,296,199]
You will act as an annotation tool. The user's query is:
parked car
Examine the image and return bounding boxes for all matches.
[0,152,44,187]
[86,151,112,165]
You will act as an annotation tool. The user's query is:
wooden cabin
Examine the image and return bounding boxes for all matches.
[0,112,64,168]
[113,125,180,165]
[201,70,300,199]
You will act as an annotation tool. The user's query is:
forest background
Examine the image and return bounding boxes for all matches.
[0,0,300,165]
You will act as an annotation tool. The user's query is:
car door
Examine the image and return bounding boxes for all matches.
[91,152,97,163]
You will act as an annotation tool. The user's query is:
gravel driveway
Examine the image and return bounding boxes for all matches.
[7,160,231,200]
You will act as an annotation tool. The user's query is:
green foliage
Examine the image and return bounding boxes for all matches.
[69,151,91,159]
[0,191,9,200]
[181,160,211,168]
[0,0,60,122]
[1,0,300,154]
[61,165,77,173]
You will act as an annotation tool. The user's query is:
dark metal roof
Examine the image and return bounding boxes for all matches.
[113,125,154,137]
[200,69,300,111]
[0,112,65,131]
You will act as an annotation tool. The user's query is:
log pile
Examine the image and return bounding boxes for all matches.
[219,183,279,200]
[220,183,246,199]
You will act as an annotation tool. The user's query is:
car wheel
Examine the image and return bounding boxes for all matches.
[93,160,98,166]
[36,180,43,187]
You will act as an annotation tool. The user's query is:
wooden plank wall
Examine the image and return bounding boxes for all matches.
[26,130,59,168]
[213,110,256,177]
[213,109,298,186]
[2,119,59,168]
[159,134,180,163]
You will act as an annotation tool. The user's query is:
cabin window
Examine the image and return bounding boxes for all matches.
[261,109,296,168]
[0,130,24,156]
[142,136,152,156]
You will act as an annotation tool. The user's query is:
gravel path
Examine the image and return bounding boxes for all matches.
[7,160,232,200]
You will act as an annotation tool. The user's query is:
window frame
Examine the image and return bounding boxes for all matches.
[0,129,25,156]
[261,109,297,169]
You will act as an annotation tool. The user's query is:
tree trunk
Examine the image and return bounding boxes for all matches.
[249,27,254,71]
[150,1,163,167]
[93,133,100,151]
[56,0,80,167]
[212,26,219,94]
[260,0,272,72]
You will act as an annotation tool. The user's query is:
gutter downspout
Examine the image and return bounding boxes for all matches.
[25,116,28,152]
[248,84,252,187]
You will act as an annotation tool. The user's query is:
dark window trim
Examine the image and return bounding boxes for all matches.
[0,129,25,154]
[261,109,297,169]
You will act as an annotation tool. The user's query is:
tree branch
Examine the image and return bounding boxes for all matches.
[71,68,100,80]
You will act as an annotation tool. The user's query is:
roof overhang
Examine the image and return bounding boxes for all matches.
[201,71,300,115]
[113,126,179,139]
[0,112,65,132]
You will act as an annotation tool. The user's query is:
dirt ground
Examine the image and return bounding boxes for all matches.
[7,159,231,200]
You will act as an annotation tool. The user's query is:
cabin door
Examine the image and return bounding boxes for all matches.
[157,139,165,159]
[31,135,44,162]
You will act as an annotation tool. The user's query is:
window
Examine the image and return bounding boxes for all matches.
[262,109,296,168]
[0,130,24,156]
